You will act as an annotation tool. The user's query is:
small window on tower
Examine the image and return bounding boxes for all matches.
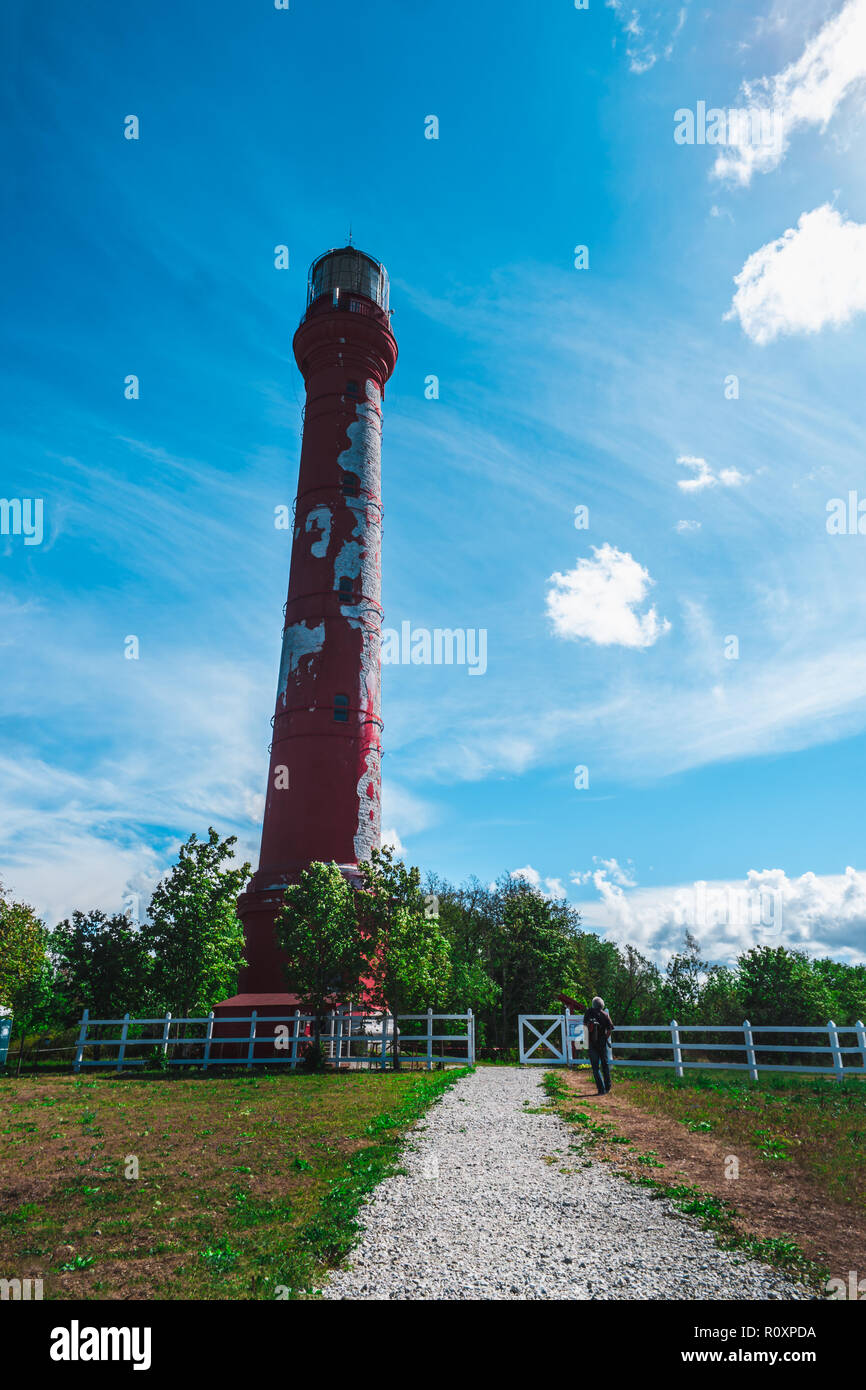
[338,576,354,603]
[341,471,361,498]
[333,693,350,723]
[346,380,359,396]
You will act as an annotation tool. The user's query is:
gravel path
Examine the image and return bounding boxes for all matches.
[323,1066,813,1300]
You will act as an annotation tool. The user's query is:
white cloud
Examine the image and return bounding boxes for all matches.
[380,828,406,856]
[573,863,866,967]
[572,857,638,890]
[714,0,866,185]
[606,1,688,73]
[727,203,866,344]
[510,865,567,898]
[546,544,671,649]
[380,782,439,838]
[676,456,747,491]
[675,519,702,532]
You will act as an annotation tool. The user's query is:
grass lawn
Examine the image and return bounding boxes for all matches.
[612,1067,866,1207]
[0,1067,466,1300]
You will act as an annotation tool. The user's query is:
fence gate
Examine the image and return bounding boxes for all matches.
[518,1014,569,1065]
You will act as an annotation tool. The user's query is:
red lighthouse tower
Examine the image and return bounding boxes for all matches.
[235,246,398,1000]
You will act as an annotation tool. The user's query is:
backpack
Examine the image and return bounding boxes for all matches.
[586,1008,612,1045]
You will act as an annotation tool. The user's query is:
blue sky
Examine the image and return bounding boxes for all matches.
[3,0,866,967]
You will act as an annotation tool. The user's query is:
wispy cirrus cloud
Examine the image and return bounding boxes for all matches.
[606,0,689,74]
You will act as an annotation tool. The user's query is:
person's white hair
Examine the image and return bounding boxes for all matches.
[591,996,604,1009]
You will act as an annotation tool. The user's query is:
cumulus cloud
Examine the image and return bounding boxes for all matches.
[572,857,638,890]
[726,203,866,344]
[546,544,671,649]
[510,865,567,898]
[676,456,747,491]
[380,828,406,856]
[714,0,866,185]
[572,862,866,967]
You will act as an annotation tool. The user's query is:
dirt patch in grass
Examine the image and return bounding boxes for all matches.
[0,1069,463,1300]
[560,1069,865,1281]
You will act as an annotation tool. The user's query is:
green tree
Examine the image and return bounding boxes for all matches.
[357,847,452,1068]
[275,861,364,1066]
[660,931,708,1023]
[50,910,150,1025]
[141,828,250,1017]
[811,958,866,1025]
[486,876,581,1049]
[735,946,835,1026]
[698,964,743,1026]
[0,884,53,1073]
[426,875,499,1040]
[0,884,47,1012]
[576,936,661,1024]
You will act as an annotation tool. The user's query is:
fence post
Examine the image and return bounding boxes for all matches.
[73,1009,89,1074]
[425,1008,433,1071]
[380,1013,388,1071]
[161,1012,172,1065]
[468,1009,475,1065]
[561,1010,569,1067]
[743,1018,758,1081]
[290,1008,300,1071]
[856,1020,866,1074]
[827,1020,845,1081]
[670,1019,683,1078]
[246,1011,258,1070]
[203,1011,214,1072]
[116,1013,130,1073]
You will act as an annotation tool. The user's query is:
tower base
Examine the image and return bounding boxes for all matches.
[211,993,308,1063]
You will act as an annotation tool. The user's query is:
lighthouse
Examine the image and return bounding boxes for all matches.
[234,246,398,1001]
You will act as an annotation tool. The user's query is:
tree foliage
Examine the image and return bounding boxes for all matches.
[140,828,250,1016]
[50,910,149,1025]
[0,883,48,1015]
[357,847,452,1067]
[275,860,363,1062]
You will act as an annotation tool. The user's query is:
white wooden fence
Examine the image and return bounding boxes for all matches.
[72,1008,474,1072]
[519,1011,866,1078]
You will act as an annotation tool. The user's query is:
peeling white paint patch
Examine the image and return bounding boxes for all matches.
[353,745,382,862]
[342,605,381,712]
[277,620,325,705]
[337,380,382,493]
[336,379,383,714]
[305,505,332,558]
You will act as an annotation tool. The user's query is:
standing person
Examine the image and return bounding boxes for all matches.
[583,996,614,1094]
